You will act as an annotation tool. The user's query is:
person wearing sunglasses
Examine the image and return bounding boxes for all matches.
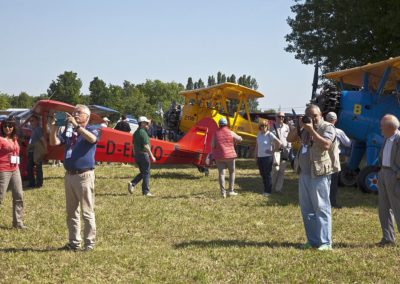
[0,117,26,229]
[255,120,281,197]
[270,112,291,193]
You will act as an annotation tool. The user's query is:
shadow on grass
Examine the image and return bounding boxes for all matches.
[152,172,203,180]
[159,191,211,200]
[174,239,378,250]
[96,192,127,197]
[0,247,68,253]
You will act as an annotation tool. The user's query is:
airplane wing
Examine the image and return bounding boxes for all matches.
[179,82,264,100]
[31,100,103,124]
[325,56,400,91]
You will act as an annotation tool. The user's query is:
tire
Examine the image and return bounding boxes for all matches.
[357,165,380,193]
[339,164,358,187]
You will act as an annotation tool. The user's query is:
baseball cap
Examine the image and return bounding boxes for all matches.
[103,117,110,122]
[138,116,151,123]
[326,112,337,122]
[219,117,228,126]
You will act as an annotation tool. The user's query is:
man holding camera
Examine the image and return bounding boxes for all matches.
[271,112,291,193]
[50,104,99,252]
[288,104,339,250]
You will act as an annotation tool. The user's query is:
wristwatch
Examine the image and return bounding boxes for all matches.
[75,125,81,131]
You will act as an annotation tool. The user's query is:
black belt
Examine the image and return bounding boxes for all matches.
[381,166,391,170]
[66,168,93,175]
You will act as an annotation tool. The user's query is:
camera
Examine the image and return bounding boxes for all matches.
[302,116,312,124]
[55,112,67,126]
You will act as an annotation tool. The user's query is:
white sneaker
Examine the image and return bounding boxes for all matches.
[144,192,154,197]
[228,191,238,196]
[262,192,271,197]
[128,182,134,194]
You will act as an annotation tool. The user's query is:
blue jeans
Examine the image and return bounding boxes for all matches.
[299,173,332,247]
[27,151,43,187]
[131,153,150,195]
[257,156,273,193]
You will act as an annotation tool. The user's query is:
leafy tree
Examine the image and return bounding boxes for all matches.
[47,71,82,105]
[221,74,226,83]
[285,0,400,73]
[89,77,109,105]
[217,71,222,84]
[186,77,194,90]
[0,93,10,109]
[207,75,216,87]
[10,92,33,108]
[197,79,205,89]
[228,74,236,83]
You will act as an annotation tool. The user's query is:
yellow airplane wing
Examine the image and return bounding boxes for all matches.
[180,82,264,100]
[325,56,400,91]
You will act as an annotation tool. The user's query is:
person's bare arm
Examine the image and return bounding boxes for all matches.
[144,144,156,162]
[303,123,332,150]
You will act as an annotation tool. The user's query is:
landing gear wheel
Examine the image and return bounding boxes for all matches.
[357,166,380,193]
[339,165,358,187]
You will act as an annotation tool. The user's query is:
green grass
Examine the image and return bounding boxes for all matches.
[0,160,399,283]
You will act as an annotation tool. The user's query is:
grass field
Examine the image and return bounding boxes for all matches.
[0,159,399,283]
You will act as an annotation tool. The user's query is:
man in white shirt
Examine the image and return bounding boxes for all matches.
[271,112,291,193]
[377,114,400,247]
[325,112,351,208]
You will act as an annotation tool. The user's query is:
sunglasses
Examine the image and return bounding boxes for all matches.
[3,124,14,128]
[277,116,285,118]
[259,125,267,128]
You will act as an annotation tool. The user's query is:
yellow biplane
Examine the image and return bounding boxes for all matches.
[176,82,264,145]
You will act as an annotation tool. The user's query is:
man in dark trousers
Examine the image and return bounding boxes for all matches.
[114,115,131,132]
[128,116,156,196]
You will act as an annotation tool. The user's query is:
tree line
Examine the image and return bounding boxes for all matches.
[1,71,262,121]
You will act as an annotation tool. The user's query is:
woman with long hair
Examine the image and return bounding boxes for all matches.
[0,117,26,229]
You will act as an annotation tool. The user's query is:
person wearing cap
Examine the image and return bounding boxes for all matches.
[271,112,291,193]
[256,120,281,196]
[211,117,243,198]
[100,117,110,128]
[0,117,26,229]
[50,104,99,251]
[128,116,156,196]
[325,111,351,209]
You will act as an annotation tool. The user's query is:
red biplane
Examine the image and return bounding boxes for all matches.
[15,100,218,177]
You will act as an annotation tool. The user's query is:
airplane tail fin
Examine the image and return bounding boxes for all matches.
[178,117,218,154]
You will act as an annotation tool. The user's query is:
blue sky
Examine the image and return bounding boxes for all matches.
[0,0,314,112]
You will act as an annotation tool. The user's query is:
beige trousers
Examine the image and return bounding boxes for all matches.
[64,170,96,248]
[272,160,287,192]
[0,169,24,227]
[216,159,235,193]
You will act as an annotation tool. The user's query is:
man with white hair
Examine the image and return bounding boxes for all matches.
[128,116,156,196]
[325,112,351,208]
[271,111,291,193]
[50,104,99,251]
[377,114,400,247]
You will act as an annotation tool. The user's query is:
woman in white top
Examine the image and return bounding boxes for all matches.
[255,120,281,196]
